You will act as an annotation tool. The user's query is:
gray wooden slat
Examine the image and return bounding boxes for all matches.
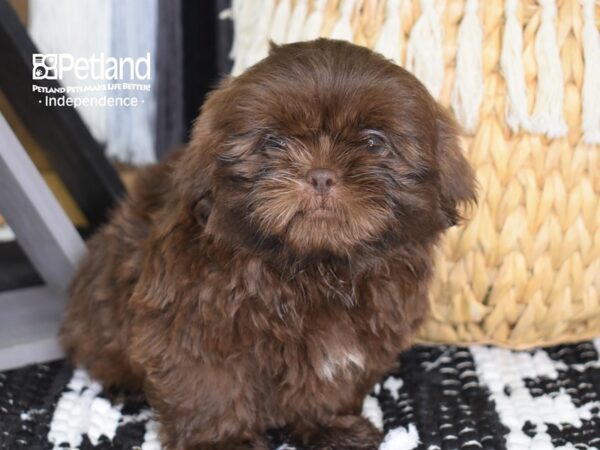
[0,286,65,371]
[0,112,87,291]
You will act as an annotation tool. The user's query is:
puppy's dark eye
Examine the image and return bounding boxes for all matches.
[364,133,386,153]
[264,134,286,150]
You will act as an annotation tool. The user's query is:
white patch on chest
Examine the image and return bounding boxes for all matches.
[318,348,365,381]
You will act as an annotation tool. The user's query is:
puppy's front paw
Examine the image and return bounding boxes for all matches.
[305,415,382,450]
[189,437,270,450]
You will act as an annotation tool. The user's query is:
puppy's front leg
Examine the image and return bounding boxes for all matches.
[289,415,382,450]
[187,438,270,450]
[143,363,270,450]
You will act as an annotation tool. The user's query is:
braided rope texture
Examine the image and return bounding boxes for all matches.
[228,0,600,347]
[1,339,600,449]
[421,0,600,348]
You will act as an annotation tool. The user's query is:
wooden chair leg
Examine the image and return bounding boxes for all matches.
[0,111,87,369]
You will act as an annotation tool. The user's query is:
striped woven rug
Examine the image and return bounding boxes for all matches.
[1,340,599,450]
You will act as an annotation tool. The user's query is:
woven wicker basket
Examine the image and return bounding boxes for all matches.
[226,0,600,348]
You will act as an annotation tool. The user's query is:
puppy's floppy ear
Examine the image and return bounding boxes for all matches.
[434,105,477,226]
[173,77,234,207]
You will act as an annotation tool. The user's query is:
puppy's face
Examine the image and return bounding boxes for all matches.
[180,40,475,261]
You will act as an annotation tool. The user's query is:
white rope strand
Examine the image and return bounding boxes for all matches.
[286,0,309,43]
[302,0,328,41]
[580,0,600,144]
[405,0,444,99]
[501,0,532,133]
[531,0,567,138]
[330,0,357,42]
[374,0,403,65]
[269,0,292,44]
[451,0,484,133]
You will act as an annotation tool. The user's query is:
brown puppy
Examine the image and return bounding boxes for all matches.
[61,39,476,450]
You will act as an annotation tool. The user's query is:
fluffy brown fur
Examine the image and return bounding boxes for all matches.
[61,39,476,450]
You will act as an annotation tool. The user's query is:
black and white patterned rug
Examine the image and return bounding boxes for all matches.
[2,339,600,450]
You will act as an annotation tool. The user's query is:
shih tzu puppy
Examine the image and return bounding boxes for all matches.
[61,39,476,450]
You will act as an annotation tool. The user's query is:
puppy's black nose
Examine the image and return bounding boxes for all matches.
[306,169,337,195]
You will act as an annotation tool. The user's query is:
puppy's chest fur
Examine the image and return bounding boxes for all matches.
[229,263,405,384]
[262,311,372,386]
[314,342,366,381]
[143,241,426,389]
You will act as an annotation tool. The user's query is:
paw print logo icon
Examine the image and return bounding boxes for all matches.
[32,54,58,80]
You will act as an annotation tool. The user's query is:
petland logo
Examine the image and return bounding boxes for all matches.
[32,53,151,81]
